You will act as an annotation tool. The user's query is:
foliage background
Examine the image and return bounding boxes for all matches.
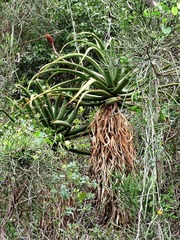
[0,0,179,239]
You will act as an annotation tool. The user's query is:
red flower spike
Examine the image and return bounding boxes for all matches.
[45,33,54,46]
[45,33,59,56]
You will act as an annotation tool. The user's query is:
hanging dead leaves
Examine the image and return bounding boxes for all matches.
[89,103,136,226]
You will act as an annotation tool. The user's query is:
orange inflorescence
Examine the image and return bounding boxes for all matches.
[45,33,54,46]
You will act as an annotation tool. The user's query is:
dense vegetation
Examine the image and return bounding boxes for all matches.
[0,0,179,239]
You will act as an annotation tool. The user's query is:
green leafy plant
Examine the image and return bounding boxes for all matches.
[30,32,142,105]
[15,32,140,226]
[6,77,89,152]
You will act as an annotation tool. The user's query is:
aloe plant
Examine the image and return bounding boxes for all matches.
[15,81,89,151]
[17,33,136,225]
[29,32,142,107]
[17,32,140,226]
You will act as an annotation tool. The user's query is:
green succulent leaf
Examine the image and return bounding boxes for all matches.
[51,120,72,128]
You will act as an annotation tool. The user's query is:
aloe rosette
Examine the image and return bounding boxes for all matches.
[15,32,143,145]
[28,32,142,108]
